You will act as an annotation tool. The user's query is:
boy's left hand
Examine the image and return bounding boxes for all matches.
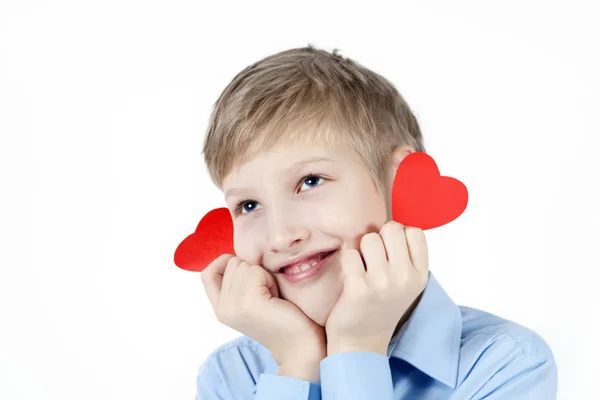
[325,221,429,356]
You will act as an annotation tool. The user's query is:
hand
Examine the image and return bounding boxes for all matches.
[325,221,429,355]
[201,254,327,366]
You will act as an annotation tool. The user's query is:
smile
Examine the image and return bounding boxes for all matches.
[279,250,338,283]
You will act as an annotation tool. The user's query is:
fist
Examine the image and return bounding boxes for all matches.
[201,254,326,365]
[325,221,429,354]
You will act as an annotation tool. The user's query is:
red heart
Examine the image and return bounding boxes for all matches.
[392,152,468,230]
[174,207,234,272]
[175,152,468,271]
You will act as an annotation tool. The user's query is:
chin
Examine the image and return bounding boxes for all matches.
[306,307,332,328]
[307,293,342,327]
[312,316,327,328]
[286,277,342,328]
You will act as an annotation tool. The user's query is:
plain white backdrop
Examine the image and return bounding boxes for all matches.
[1,1,598,399]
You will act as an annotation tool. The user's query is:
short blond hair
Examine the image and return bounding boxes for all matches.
[202,45,425,195]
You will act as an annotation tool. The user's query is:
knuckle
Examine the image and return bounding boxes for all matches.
[247,264,263,274]
[380,221,404,236]
[383,219,401,230]
[406,226,424,240]
[363,232,380,242]
[342,248,360,263]
[348,248,362,259]
[360,232,380,249]
[246,265,266,284]
[347,248,361,257]
[226,256,240,268]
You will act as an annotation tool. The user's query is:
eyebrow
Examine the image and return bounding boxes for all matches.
[224,156,335,199]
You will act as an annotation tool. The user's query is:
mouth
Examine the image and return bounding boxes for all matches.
[278,249,338,283]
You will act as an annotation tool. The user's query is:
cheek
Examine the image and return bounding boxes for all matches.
[317,197,387,249]
[232,223,255,259]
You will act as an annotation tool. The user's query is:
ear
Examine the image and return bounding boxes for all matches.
[387,145,415,186]
[381,145,415,221]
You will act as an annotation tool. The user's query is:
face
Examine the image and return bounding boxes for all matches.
[222,139,409,326]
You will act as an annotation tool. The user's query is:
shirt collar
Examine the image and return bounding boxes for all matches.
[386,271,462,389]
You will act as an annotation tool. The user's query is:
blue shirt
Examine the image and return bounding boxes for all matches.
[195,272,557,399]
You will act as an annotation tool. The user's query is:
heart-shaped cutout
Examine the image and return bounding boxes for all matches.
[392,152,468,230]
[174,207,234,272]
[175,152,468,271]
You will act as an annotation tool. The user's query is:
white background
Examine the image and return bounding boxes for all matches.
[1,1,599,399]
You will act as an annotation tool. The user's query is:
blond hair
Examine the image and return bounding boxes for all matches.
[202,45,425,196]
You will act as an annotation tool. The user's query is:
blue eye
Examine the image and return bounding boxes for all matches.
[234,199,257,215]
[233,174,325,216]
[301,175,323,189]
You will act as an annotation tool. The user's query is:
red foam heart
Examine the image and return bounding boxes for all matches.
[174,207,234,272]
[392,152,468,230]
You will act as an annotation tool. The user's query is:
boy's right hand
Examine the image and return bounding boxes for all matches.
[201,254,327,367]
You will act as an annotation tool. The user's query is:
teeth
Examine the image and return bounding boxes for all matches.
[284,255,324,275]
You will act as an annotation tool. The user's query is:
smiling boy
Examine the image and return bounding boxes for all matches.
[195,46,557,399]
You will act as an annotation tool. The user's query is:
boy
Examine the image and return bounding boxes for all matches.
[195,45,557,399]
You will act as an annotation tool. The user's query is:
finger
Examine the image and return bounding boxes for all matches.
[221,257,243,299]
[262,268,279,298]
[360,232,388,277]
[244,264,279,299]
[340,248,366,282]
[232,260,251,295]
[379,221,411,269]
[405,227,429,275]
[201,253,236,309]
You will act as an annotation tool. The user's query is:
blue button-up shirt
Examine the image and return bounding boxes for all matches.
[195,272,557,399]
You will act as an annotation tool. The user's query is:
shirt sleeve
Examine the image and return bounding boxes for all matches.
[320,352,394,400]
[196,357,322,400]
[195,358,231,400]
[471,352,558,399]
[254,374,322,400]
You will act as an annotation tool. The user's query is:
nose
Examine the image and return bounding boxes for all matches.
[266,206,310,254]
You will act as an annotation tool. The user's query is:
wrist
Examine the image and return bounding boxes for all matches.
[327,341,388,356]
[278,356,323,383]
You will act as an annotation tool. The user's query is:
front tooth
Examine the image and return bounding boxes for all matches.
[290,260,319,274]
[294,264,310,273]
[300,263,312,272]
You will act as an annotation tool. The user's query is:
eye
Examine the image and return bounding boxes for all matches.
[299,175,323,191]
[233,174,326,216]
